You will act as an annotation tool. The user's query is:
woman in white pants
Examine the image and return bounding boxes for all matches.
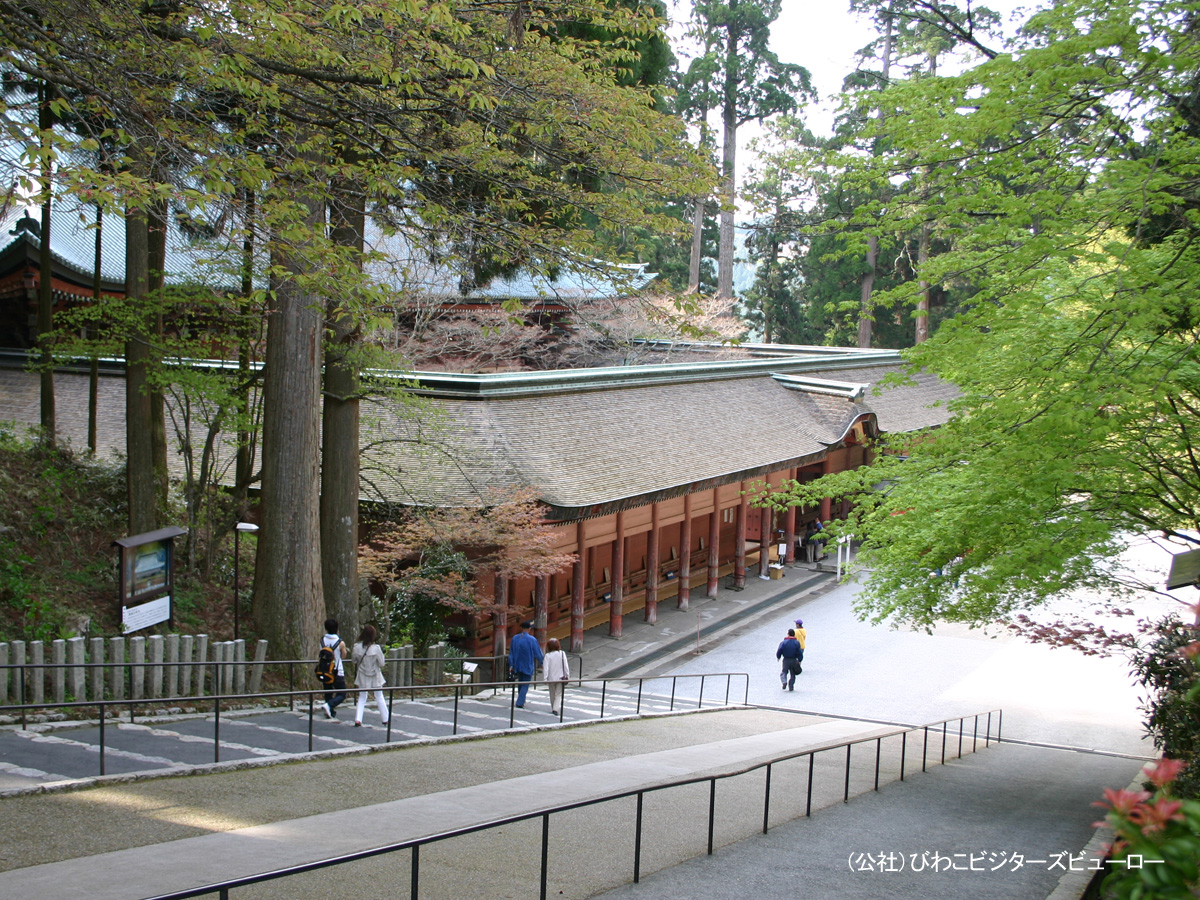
[543,637,570,715]
[352,625,390,727]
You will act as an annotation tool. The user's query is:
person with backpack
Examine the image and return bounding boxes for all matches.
[317,618,348,719]
[776,628,802,691]
[351,624,389,728]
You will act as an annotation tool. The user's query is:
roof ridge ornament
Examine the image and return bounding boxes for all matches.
[771,373,868,401]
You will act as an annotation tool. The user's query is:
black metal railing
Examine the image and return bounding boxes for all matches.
[0,668,750,776]
[135,708,1002,900]
[0,651,584,713]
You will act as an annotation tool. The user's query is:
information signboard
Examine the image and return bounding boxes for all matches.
[113,527,187,633]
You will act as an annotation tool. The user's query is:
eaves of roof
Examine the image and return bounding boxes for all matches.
[375,349,905,399]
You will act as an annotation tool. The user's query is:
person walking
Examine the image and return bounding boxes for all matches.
[543,637,570,715]
[776,628,803,691]
[321,618,349,719]
[815,521,828,560]
[793,618,807,671]
[508,620,543,708]
[804,521,818,563]
[351,624,390,728]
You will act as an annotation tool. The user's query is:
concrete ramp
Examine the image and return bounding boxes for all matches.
[1,714,918,900]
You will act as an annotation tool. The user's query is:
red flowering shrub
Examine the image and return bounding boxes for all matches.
[1095,759,1200,899]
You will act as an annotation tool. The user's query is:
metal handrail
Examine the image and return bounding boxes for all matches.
[0,671,750,776]
[135,706,1003,900]
[0,651,585,701]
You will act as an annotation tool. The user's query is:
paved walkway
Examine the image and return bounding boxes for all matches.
[575,559,836,678]
[0,561,1153,900]
[0,563,831,792]
[1,712,903,899]
[594,740,1143,900]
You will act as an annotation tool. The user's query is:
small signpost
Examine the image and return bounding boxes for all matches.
[1166,547,1200,626]
[113,526,188,634]
[1166,547,1200,590]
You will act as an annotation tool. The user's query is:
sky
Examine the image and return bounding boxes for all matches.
[667,0,1036,134]
[665,0,1037,207]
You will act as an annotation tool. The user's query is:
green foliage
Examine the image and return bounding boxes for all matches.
[386,543,476,656]
[1133,620,1200,800]
[682,0,814,124]
[0,425,128,639]
[1096,758,1200,899]
[766,0,1200,629]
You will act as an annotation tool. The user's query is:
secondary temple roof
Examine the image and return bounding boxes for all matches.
[360,349,958,517]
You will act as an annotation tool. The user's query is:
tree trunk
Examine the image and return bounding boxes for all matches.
[148,195,169,520]
[252,167,326,661]
[915,53,937,346]
[717,24,739,303]
[125,200,157,535]
[235,187,256,507]
[686,110,710,295]
[916,221,931,344]
[37,84,55,446]
[858,233,878,349]
[686,195,705,294]
[89,203,102,455]
[321,177,364,637]
[859,4,894,349]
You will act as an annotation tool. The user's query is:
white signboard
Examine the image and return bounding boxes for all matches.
[122,595,172,633]
[1167,548,1200,590]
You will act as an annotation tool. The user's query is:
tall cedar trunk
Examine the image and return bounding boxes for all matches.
[37,84,55,446]
[686,110,709,295]
[235,188,256,514]
[859,4,894,349]
[916,221,931,343]
[148,196,169,519]
[252,169,325,661]
[89,203,102,455]
[686,195,705,294]
[858,234,878,348]
[125,201,157,535]
[915,54,937,346]
[717,20,739,303]
[321,178,364,637]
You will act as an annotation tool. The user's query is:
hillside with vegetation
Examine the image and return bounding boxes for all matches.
[0,424,233,644]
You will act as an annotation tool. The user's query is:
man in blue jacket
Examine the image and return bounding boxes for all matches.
[508,620,544,708]
[776,628,802,691]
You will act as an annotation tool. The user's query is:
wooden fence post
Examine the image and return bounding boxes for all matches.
[89,637,105,703]
[248,640,268,694]
[67,637,85,701]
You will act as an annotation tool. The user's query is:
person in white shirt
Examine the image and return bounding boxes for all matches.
[321,618,348,719]
[543,637,570,715]
[352,624,390,727]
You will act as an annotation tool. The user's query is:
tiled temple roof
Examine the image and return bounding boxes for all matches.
[362,351,956,516]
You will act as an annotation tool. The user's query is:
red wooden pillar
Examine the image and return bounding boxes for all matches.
[734,490,747,588]
[610,510,625,638]
[571,520,586,652]
[492,571,508,660]
[759,505,772,578]
[820,459,833,523]
[534,575,548,646]
[707,488,720,598]
[678,494,692,610]
[645,503,659,623]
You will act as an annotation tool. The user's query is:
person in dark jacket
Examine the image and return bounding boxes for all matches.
[508,620,544,708]
[776,628,803,691]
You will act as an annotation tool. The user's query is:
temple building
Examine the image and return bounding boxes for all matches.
[0,202,956,656]
[371,349,956,654]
